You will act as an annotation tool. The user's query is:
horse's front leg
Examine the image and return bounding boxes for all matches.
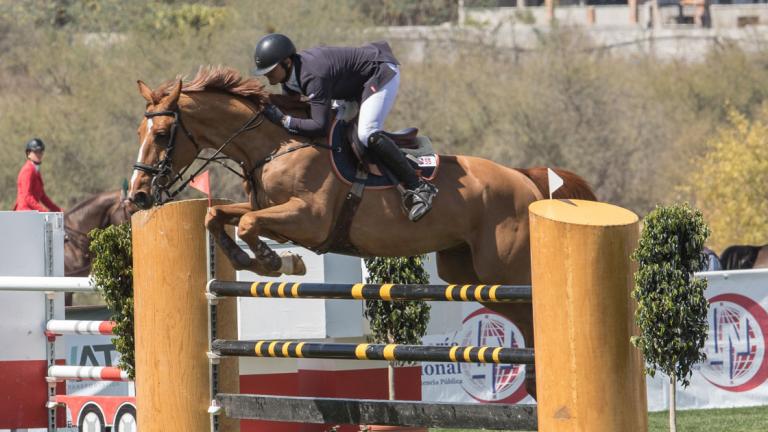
[237,198,317,276]
[205,202,256,271]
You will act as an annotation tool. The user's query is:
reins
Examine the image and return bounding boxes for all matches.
[135,105,332,206]
[133,109,264,205]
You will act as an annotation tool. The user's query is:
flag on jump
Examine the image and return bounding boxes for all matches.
[189,170,211,207]
[547,168,563,200]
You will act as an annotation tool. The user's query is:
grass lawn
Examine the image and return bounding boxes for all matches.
[429,404,768,432]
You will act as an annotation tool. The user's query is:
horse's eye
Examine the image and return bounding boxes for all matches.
[156,130,169,137]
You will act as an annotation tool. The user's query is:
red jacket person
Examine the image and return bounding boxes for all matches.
[14,138,62,212]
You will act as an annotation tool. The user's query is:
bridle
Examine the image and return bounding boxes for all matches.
[132,104,332,208]
[132,108,265,205]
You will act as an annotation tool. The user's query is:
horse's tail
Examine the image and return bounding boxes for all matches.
[516,167,597,201]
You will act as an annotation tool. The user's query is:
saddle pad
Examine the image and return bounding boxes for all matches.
[329,120,439,189]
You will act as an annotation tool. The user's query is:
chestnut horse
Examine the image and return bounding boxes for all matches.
[127,66,596,397]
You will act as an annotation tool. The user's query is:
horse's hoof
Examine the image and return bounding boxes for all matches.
[279,252,306,276]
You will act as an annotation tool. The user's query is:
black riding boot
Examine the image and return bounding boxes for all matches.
[368,132,438,222]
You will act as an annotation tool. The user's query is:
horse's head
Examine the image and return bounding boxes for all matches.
[128,79,194,209]
[128,66,296,210]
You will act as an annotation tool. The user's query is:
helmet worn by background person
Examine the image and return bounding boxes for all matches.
[252,33,296,76]
[25,138,45,153]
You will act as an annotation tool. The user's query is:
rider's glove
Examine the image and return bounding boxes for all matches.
[263,104,286,125]
[264,104,297,134]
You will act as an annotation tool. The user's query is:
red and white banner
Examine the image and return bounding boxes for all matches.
[646,269,768,410]
[421,304,535,404]
[422,269,768,411]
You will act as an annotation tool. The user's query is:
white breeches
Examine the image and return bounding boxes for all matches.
[357,63,400,147]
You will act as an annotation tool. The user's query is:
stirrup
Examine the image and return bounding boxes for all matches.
[402,182,438,222]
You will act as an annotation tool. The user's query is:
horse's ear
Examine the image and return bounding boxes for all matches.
[137,80,154,103]
[167,79,183,107]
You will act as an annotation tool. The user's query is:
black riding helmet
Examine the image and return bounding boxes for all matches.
[252,33,296,76]
[25,138,45,153]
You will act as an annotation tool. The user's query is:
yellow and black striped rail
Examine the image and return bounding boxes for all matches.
[207,280,531,303]
[212,340,534,364]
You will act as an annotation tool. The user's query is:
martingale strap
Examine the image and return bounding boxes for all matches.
[311,165,368,255]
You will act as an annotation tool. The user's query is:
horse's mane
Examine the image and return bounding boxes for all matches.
[155,65,270,110]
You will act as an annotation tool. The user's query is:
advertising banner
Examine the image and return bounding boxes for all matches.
[422,269,768,410]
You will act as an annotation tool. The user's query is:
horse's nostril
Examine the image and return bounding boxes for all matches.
[132,191,153,210]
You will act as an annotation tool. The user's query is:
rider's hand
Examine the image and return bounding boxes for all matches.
[263,104,286,125]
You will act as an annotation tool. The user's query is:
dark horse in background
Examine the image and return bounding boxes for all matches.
[65,190,131,270]
[720,244,768,270]
[64,190,131,305]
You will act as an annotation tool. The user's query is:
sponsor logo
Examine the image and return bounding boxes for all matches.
[701,294,768,392]
[455,308,528,403]
[422,308,529,403]
[417,156,437,167]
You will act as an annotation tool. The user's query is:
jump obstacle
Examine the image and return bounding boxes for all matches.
[0,276,135,431]
[211,339,535,364]
[132,199,648,432]
[208,279,532,302]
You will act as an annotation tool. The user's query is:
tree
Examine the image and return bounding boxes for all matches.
[631,203,710,432]
[364,256,431,400]
[682,106,768,251]
[89,223,135,379]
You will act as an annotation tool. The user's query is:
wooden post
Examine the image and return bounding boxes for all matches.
[629,0,638,24]
[132,199,239,431]
[546,0,555,22]
[586,6,596,25]
[529,199,647,432]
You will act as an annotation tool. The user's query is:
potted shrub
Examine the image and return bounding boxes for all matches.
[632,203,710,432]
[361,255,431,432]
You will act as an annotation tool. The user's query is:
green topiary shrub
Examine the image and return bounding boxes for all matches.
[89,223,134,380]
[632,203,710,432]
[364,255,431,400]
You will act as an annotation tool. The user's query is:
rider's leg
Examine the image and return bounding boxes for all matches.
[358,64,438,222]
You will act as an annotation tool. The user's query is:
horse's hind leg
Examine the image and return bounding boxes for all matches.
[436,244,480,283]
[468,219,538,400]
[437,243,536,400]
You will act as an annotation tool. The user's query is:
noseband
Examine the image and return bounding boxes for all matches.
[132,110,196,204]
[133,108,263,205]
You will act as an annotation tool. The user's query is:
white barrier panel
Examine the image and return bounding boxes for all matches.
[49,365,129,382]
[0,276,94,292]
[47,320,115,335]
[0,211,65,429]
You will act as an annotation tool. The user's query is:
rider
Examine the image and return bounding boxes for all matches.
[251,33,438,222]
[13,138,62,212]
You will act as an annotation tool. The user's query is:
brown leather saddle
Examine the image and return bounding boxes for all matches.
[313,120,439,256]
[329,120,438,188]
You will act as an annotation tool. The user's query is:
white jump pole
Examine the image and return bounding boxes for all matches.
[46,320,116,336]
[48,365,129,381]
[0,276,94,292]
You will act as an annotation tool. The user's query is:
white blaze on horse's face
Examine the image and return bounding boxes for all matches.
[130,117,154,187]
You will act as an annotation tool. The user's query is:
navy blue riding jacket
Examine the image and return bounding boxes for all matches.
[282,41,399,137]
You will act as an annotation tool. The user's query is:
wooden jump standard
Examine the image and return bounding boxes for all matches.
[208,280,532,302]
[133,199,647,432]
[212,339,535,364]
